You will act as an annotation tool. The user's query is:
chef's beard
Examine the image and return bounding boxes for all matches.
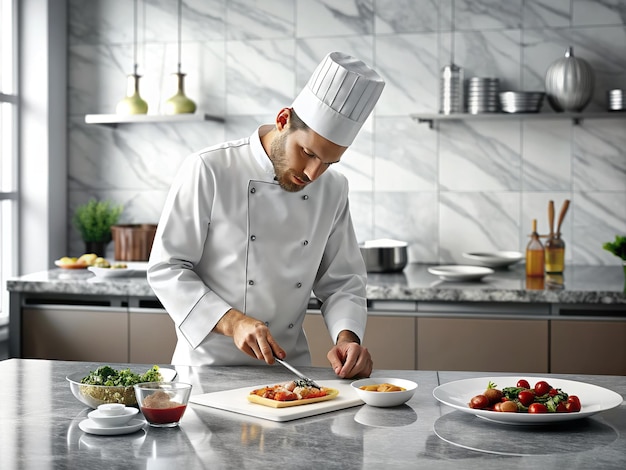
[269,132,310,193]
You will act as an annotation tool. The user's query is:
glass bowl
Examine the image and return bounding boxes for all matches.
[134,382,192,428]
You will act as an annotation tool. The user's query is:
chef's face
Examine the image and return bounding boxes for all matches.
[269,109,347,193]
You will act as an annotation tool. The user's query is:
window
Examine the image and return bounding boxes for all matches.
[0,0,18,322]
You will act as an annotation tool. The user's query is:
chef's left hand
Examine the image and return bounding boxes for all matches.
[327,330,372,379]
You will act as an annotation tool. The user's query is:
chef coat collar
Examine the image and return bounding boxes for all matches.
[250,125,277,182]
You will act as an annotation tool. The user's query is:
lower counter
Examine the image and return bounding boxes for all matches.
[7,264,626,374]
[10,291,626,375]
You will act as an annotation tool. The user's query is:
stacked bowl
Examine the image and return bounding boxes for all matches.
[466,77,500,114]
[499,91,545,113]
[607,89,625,111]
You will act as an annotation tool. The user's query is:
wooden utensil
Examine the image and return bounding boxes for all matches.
[548,200,555,236]
[555,199,570,235]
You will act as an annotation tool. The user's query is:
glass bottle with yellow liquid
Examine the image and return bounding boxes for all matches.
[545,233,565,273]
[526,219,544,277]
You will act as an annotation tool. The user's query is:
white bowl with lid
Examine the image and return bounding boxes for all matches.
[87,406,139,427]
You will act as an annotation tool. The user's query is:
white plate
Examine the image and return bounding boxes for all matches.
[462,251,524,268]
[433,376,623,425]
[87,266,134,278]
[78,418,146,435]
[427,265,494,281]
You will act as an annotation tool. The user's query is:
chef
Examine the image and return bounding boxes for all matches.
[148,52,385,379]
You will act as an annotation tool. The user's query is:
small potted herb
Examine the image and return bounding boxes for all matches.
[73,199,124,256]
[602,235,626,291]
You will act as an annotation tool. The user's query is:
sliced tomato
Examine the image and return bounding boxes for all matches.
[274,390,297,401]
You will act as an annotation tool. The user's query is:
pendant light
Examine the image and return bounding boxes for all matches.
[165,0,197,114]
[116,0,149,115]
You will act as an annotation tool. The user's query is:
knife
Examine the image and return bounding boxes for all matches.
[273,355,321,389]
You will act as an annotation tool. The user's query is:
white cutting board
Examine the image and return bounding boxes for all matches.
[189,380,364,422]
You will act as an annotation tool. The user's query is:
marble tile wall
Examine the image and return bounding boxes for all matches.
[67,0,626,266]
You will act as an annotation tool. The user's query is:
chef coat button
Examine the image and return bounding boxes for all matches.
[248,280,254,286]
[303,240,308,246]
[265,321,269,326]
[296,282,302,288]
[250,187,256,194]
[288,323,294,328]
[250,235,256,241]
[302,195,309,200]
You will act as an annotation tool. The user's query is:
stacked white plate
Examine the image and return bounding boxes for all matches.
[466,77,500,114]
[499,91,545,113]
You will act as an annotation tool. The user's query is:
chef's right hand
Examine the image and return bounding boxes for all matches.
[214,308,285,364]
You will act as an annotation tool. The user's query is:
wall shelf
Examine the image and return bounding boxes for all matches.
[84,113,225,127]
[410,111,625,129]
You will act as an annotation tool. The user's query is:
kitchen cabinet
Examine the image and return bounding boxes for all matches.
[304,313,417,370]
[416,317,549,373]
[129,307,177,364]
[551,319,626,375]
[22,304,128,362]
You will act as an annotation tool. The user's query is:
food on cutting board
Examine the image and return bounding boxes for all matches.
[468,379,581,413]
[359,383,406,392]
[248,379,339,408]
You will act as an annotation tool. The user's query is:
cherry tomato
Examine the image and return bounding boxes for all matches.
[549,388,559,397]
[469,394,490,409]
[518,390,535,407]
[556,402,568,413]
[566,395,581,412]
[517,379,531,389]
[528,403,548,413]
[534,381,551,396]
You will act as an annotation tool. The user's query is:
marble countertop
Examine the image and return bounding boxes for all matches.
[6,263,626,304]
[2,358,624,469]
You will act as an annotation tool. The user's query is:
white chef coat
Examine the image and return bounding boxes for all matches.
[147,125,367,367]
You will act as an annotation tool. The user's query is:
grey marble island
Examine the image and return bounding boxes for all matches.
[1,359,624,469]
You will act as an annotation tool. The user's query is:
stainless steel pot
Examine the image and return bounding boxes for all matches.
[359,239,408,273]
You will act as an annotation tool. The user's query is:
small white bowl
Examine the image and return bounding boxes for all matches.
[97,403,126,416]
[87,406,139,427]
[351,378,417,408]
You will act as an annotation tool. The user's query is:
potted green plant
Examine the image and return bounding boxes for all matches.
[602,235,626,291]
[73,199,124,256]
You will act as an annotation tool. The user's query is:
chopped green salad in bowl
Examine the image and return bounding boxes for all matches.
[67,365,176,408]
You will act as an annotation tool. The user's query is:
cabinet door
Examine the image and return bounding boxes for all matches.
[129,310,177,364]
[22,306,128,362]
[551,320,626,375]
[304,314,416,370]
[417,318,548,373]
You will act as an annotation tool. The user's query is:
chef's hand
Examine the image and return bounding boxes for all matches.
[214,308,285,364]
[327,330,372,379]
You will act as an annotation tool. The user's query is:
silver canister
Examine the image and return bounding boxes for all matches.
[607,89,625,111]
[439,63,464,114]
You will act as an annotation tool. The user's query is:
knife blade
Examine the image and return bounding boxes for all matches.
[273,356,321,389]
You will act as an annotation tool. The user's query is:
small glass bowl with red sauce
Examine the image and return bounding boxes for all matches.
[134,382,192,428]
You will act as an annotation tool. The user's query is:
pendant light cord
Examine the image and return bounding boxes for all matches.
[177,0,182,74]
[133,0,138,75]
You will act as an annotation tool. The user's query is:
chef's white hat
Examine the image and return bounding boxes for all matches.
[291,52,385,147]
